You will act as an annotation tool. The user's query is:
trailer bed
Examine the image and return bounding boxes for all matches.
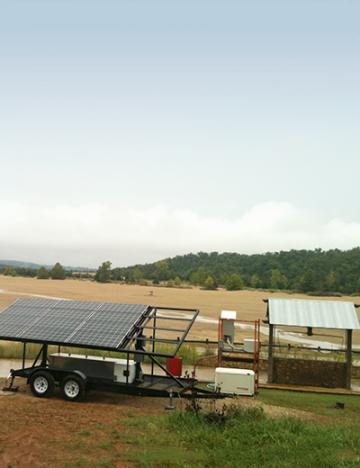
[95,374,198,397]
[11,365,198,398]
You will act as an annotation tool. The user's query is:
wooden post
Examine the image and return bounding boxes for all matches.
[268,324,274,383]
[345,329,352,389]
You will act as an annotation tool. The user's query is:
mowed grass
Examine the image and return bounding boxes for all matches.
[259,389,360,423]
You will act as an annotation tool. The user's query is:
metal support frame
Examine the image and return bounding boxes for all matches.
[151,310,157,378]
[120,306,198,388]
[346,329,352,389]
[268,324,274,384]
[123,306,199,359]
[22,342,26,369]
[143,326,185,333]
[31,346,44,368]
[218,316,261,389]
[126,352,129,385]
[41,344,48,367]
[174,311,198,355]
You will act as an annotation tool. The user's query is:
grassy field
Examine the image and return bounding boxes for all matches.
[117,390,360,467]
[2,383,360,467]
[124,401,360,467]
[0,340,207,366]
[260,388,360,422]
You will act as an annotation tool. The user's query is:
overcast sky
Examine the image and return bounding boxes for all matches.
[1,1,360,267]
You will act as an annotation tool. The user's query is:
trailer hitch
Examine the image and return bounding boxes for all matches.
[2,370,19,393]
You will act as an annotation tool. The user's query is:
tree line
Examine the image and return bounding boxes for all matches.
[1,263,81,280]
[3,248,360,295]
[96,248,360,294]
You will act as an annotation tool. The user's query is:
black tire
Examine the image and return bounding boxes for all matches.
[61,374,86,402]
[29,370,55,398]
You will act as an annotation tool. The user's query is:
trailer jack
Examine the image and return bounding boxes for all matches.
[2,371,19,393]
[165,390,176,410]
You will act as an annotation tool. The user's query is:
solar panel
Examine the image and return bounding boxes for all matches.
[0,298,150,350]
[70,304,148,348]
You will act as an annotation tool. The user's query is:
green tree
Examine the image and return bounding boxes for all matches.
[95,261,112,283]
[50,262,66,280]
[225,273,244,291]
[131,267,144,283]
[37,267,50,279]
[154,260,170,282]
[250,274,261,288]
[189,267,208,286]
[298,270,315,292]
[174,276,182,287]
[203,275,217,290]
[270,269,288,290]
[325,271,338,292]
[3,267,16,277]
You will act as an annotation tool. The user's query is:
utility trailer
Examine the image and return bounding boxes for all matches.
[0,298,207,401]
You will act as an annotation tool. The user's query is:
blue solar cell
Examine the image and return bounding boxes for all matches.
[0,298,149,349]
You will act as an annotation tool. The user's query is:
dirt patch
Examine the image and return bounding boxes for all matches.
[0,378,168,467]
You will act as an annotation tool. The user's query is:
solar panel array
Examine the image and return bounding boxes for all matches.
[0,298,149,349]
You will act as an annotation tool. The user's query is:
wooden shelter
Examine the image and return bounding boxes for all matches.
[265,299,360,389]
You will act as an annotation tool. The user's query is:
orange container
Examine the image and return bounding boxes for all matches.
[166,357,183,377]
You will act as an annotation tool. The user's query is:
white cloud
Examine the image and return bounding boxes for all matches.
[0,200,359,267]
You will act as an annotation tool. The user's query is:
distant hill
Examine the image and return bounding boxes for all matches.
[111,248,360,295]
[0,260,94,272]
[0,260,45,269]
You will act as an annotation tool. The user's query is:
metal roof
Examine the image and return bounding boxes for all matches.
[268,298,360,330]
[0,298,151,350]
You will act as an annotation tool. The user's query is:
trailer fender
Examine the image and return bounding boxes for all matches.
[69,370,87,383]
[23,366,48,384]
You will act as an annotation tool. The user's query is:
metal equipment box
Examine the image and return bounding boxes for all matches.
[215,367,255,396]
[49,353,136,384]
[220,310,236,343]
[243,339,257,353]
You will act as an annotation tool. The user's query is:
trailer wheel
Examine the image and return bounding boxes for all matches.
[61,374,85,401]
[29,371,55,398]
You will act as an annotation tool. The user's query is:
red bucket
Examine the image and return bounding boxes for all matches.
[166,357,183,377]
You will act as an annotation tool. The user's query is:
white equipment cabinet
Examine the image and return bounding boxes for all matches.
[220,310,236,343]
[113,358,136,384]
[49,353,136,384]
[243,338,257,353]
[215,367,255,396]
